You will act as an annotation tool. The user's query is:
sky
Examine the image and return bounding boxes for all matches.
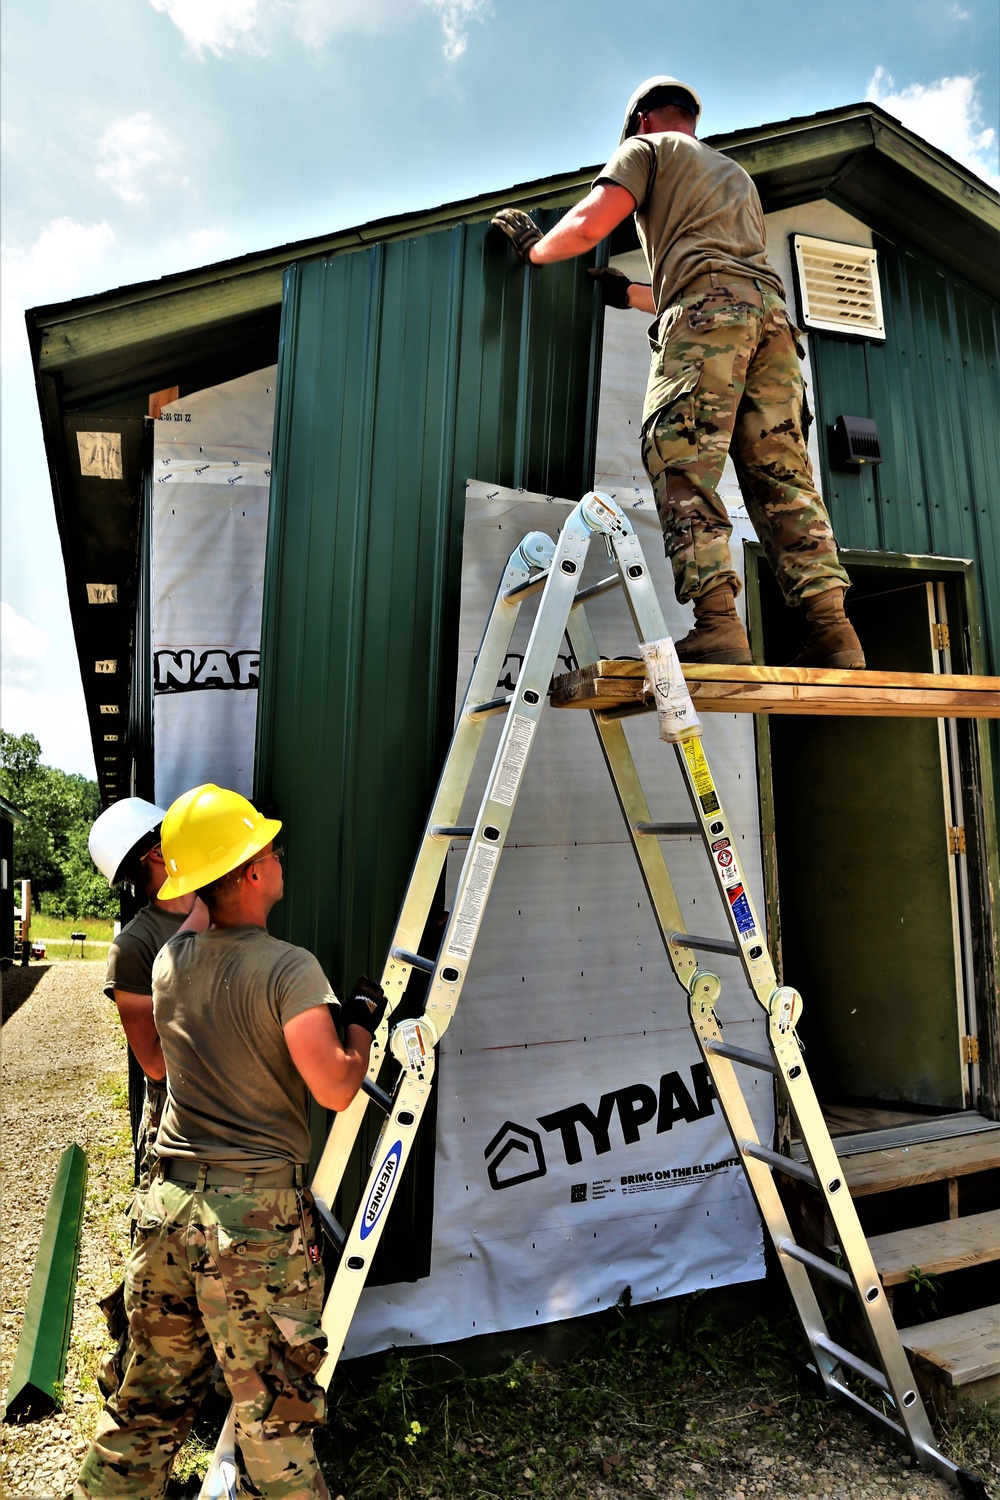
[2,0,998,780]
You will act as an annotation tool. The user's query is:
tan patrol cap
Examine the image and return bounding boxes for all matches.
[620,76,703,143]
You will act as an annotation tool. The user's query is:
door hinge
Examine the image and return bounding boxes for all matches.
[948,825,967,855]
[962,1035,980,1065]
[932,622,951,650]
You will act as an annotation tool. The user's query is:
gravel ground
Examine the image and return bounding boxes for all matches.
[1,961,995,1500]
[2,961,133,1498]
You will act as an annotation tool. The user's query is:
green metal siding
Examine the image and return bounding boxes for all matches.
[807,240,1000,1111]
[258,214,599,973]
[809,234,1000,673]
[255,216,601,1274]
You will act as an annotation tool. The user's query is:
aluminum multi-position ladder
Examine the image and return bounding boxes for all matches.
[202,491,984,1499]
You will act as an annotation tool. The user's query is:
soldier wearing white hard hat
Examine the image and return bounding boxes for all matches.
[89,797,207,1182]
[492,75,863,671]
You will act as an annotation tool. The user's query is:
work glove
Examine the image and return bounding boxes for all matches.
[491,208,543,264]
[588,266,633,310]
[341,975,388,1036]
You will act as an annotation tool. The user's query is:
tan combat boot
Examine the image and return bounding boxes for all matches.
[791,587,866,669]
[675,584,753,665]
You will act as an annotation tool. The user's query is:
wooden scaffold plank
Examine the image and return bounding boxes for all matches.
[549,660,1000,719]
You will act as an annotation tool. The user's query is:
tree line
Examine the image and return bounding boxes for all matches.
[0,729,117,918]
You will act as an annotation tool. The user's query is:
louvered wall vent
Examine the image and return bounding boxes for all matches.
[792,235,886,340]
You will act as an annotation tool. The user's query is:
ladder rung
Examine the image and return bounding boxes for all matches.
[467,696,511,719]
[670,930,740,957]
[742,1141,818,1185]
[704,1039,779,1076]
[502,571,551,603]
[818,1374,907,1441]
[430,824,474,840]
[813,1333,891,1394]
[312,1195,346,1253]
[635,822,701,837]
[777,1237,854,1291]
[362,1078,395,1113]
[574,573,621,604]
[391,947,436,974]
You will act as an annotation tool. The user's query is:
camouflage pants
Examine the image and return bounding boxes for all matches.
[640,283,850,605]
[138,1079,166,1193]
[75,1177,329,1500]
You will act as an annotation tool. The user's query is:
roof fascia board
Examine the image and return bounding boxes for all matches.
[717,113,876,181]
[869,114,999,220]
[31,174,594,379]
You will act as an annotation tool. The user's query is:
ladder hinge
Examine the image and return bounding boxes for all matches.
[932,622,950,650]
[962,1035,980,1065]
[948,825,967,855]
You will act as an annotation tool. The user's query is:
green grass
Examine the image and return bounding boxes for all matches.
[171,1295,999,1498]
[29,913,117,942]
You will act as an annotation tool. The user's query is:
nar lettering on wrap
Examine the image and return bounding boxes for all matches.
[154,649,260,693]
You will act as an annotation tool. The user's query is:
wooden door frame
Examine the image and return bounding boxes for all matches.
[743,545,1000,1124]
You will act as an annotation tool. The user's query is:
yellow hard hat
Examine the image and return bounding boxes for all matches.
[158,783,282,899]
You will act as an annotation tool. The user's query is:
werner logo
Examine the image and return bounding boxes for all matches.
[485,1064,716,1190]
[154,649,259,694]
[360,1141,402,1240]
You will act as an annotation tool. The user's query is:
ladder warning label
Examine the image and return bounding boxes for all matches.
[446,842,501,960]
[491,713,537,807]
[726,883,757,939]
[682,739,720,815]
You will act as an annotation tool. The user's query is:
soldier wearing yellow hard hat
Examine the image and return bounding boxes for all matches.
[492,75,863,672]
[76,784,387,1499]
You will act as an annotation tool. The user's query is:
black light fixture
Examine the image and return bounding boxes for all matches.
[832,415,883,467]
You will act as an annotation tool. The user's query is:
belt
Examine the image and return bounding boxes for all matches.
[679,272,770,300]
[157,1160,304,1190]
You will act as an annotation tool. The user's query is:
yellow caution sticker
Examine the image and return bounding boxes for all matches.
[682,739,720,816]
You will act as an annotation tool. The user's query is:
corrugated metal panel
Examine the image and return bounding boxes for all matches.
[255,214,601,1276]
[810,235,1000,674]
[808,235,1000,1028]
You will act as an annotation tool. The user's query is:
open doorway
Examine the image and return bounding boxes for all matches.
[746,549,993,1132]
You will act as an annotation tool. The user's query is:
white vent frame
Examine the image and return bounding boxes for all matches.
[792,235,886,341]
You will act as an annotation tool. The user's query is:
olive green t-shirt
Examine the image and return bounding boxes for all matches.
[596,133,784,316]
[104,903,187,999]
[152,926,340,1169]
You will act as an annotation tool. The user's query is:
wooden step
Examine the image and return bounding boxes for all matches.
[865,1210,1000,1286]
[898,1305,1000,1407]
[549,659,1000,719]
[840,1130,1000,1198]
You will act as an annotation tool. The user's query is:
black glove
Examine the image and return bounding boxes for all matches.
[588,266,633,310]
[491,208,543,264]
[341,975,388,1036]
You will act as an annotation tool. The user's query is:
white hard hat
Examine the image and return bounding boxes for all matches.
[620,76,703,143]
[89,797,167,885]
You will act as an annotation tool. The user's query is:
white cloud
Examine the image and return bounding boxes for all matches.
[948,4,971,19]
[148,0,265,56]
[95,112,192,207]
[868,68,999,188]
[0,682,95,779]
[149,0,488,60]
[0,217,116,365]
[424,0,486,61]
[1,603,48,668]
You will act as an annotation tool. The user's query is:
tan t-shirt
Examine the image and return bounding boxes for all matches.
[596,134,784,314]
[104,903,187,999]
[152,926,340,1169]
